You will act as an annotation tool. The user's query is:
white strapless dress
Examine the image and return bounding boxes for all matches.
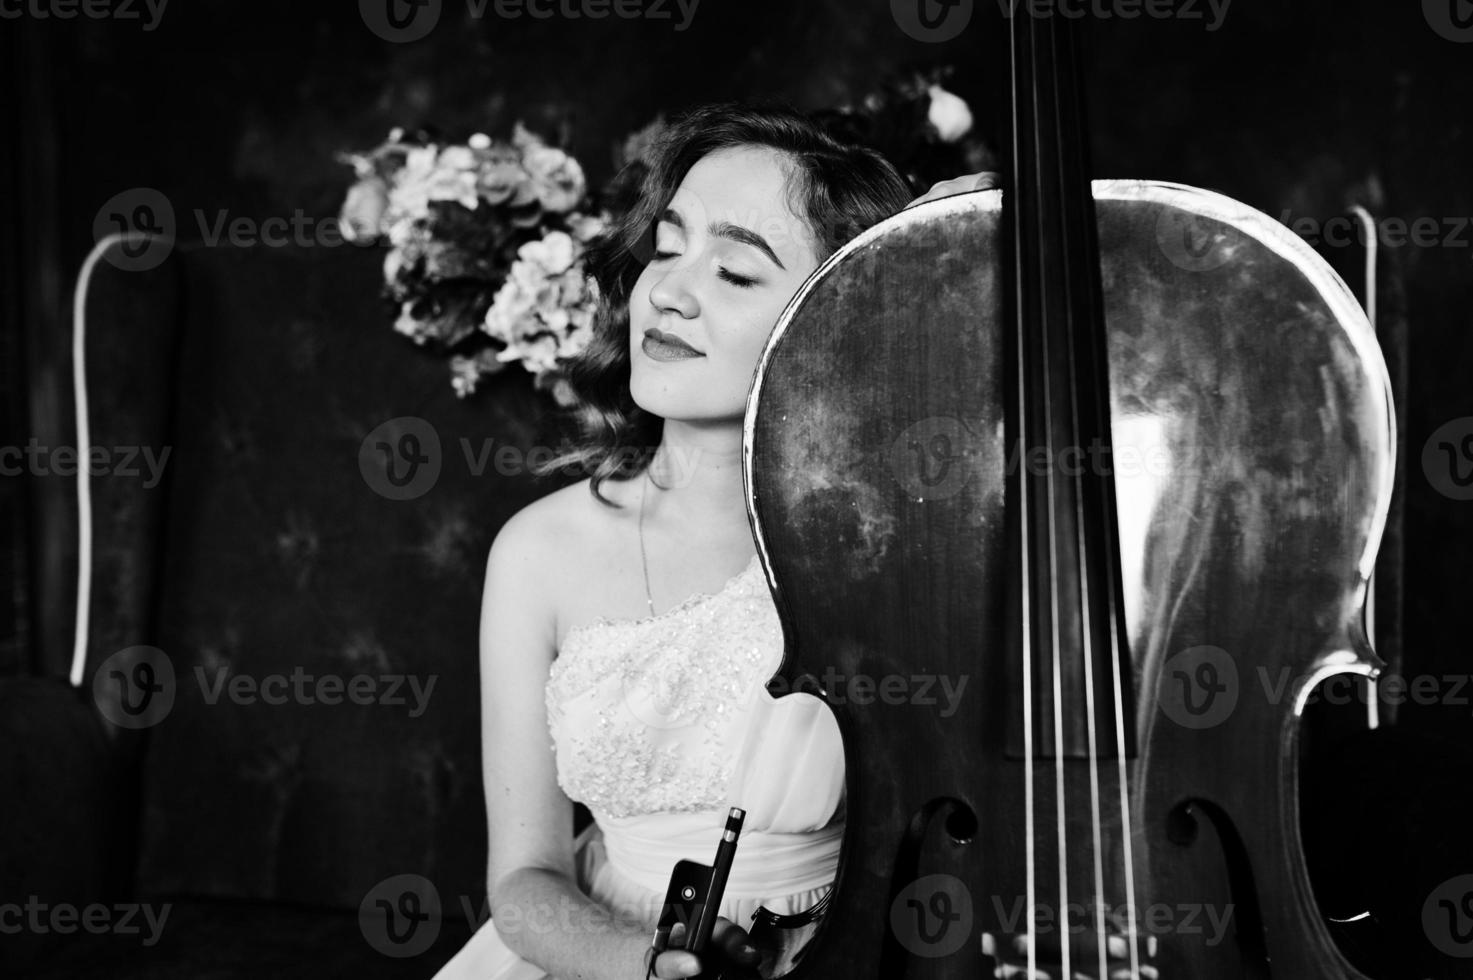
[432,553,846,979]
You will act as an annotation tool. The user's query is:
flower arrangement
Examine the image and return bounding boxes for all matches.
[337,70,989,402]
[337,122,609,403]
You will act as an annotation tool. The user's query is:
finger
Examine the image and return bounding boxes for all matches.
[1110,968,1159,980]
[929,177,974,198]
[1011,930,1113,975]
[709,916,747,942]
[1099,927,1157,962]
[711,917,761,964]
[994,965,1052,980]
[905,179,965,210]
[1008,928,1158,976]
[654,949,702,979]
[906,174,1000,211]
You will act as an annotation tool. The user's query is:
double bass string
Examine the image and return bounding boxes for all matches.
[1013,9,1147,975]
[1059,15,1142,974]
[1008,6,1039,976]
[1055,13,1144,975]
[1036,13,1084,972]
[1044,11,1111,974]
[1018,8,1076,976]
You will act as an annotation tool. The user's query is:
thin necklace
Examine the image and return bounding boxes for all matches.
[637,466,656,616]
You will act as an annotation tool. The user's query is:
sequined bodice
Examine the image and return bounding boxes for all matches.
[544,553,781,820]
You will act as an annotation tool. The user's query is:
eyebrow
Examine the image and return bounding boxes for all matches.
[658,208,787,271]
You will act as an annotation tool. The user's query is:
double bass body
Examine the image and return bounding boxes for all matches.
[742,181,1394,977]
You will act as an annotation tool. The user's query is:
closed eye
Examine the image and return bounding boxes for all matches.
[718,267,757,288]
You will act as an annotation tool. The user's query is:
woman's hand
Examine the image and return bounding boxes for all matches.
[646,916,766,979]
[904,171,1003,210]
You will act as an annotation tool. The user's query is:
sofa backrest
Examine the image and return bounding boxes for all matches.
[79,238,573,911]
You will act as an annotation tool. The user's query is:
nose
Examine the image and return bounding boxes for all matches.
[647,260,699,320]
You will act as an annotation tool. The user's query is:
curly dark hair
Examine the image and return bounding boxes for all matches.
[534,100,913,505]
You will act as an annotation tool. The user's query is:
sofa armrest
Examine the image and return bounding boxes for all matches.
[0,677,136,970]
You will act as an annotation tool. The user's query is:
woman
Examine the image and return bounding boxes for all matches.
[432,102,992,980]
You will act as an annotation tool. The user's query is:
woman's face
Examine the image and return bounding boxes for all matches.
[628,145,823,423]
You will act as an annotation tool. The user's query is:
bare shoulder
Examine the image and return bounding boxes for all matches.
[485,476,639,635]
[490,476,636,564]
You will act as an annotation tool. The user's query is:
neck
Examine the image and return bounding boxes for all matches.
[645,417,751,547]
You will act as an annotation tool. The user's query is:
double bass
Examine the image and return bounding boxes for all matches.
[739,8,1394,979]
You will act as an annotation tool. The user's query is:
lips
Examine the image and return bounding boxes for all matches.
[643,328,703,355]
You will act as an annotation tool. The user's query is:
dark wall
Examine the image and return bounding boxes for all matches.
[8,2,1470,720]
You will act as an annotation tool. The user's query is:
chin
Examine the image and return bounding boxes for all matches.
[629,364,743,424]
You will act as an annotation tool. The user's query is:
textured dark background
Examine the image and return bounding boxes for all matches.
[3,0,1472,974]
[10,0,1473,709]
